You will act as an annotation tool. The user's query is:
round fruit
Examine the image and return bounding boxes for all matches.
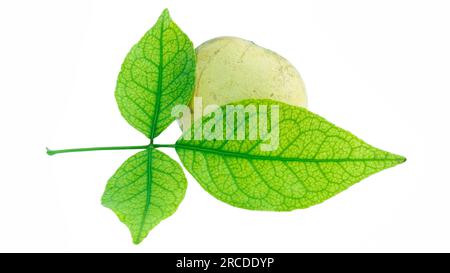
[190,36,307,114]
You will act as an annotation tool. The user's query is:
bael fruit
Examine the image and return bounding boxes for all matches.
[190,36,307,114]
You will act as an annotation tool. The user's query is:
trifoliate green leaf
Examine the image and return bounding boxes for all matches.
[115,9,195,139]
[102,149,187,244]
[176,99,405,211]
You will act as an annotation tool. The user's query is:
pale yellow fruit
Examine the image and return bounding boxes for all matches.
[190,36,307,114]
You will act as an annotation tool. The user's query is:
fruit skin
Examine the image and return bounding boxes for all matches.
[190,36,307,114]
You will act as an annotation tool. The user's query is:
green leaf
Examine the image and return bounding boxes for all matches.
[175,99,405,211]
[102,148,187,244]
[115,9,195,139]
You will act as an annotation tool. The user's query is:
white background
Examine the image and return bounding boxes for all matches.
[0,0,449,252]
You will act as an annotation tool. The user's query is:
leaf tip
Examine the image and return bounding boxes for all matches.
[132,237,143,245]
[161,8,171,19]
[391,153,406,166]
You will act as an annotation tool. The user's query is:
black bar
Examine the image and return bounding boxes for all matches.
[0,253,447,272]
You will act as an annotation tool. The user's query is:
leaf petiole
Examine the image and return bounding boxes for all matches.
[152,144,176,149]
[46,145,150,156]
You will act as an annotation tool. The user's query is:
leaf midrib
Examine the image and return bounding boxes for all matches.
[136,148,153,243]
[175,143,405,163]
[149,14,165,139]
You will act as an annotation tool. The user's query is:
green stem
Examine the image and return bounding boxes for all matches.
[152,144,176,149]
[46,145,150,156]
